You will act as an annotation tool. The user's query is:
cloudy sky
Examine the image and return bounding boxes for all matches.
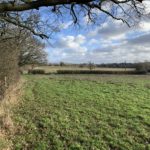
[45,1,150,64]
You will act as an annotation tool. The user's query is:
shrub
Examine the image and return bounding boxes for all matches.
[135,63,148,74]
[60,62,65,67]
[0,38,19,100]
[28,69,45,74]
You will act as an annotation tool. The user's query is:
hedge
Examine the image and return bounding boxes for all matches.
[57,70,138,74]
[0,39,19,100]
[28,69,45,74]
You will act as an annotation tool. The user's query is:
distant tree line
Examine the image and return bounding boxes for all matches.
[47,61,150,74]
[48,62,150,69]
[95,63,135,68]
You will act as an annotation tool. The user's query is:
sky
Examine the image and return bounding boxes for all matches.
[44,1,150,64]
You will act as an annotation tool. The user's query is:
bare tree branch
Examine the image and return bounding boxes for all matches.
[0,0,143,12]
[0,0,92,12]
[0,0,147,38]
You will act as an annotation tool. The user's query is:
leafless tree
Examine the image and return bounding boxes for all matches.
[88,61,95,70]
[0,0,148,38]
[0,21,31,99]
[19,36,48,66]
[136,61,150,73]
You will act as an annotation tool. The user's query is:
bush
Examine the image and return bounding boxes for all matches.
[28,69,45,74]
[135,63,148,74]
[0,38,19,100]
[60,62,65,67]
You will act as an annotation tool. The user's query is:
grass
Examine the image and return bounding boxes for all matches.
[0,80,23,150]
[0,137,9,150]
[35,66,135,73]
[12,75,150,150]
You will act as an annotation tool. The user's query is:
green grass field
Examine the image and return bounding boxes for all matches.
[12,75,150,150]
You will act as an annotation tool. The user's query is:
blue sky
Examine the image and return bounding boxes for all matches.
[44,0,150,64]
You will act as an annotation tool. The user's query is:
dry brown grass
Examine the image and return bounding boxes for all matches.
[34,66,135,73]
[0,79,24,150]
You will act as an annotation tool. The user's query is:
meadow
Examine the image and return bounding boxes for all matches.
[11,75,150,150]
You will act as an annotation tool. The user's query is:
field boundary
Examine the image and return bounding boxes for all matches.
[56,70,143,75]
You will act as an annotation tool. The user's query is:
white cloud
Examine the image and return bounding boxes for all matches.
[59,21,73,29]
[74,34,86,44]
[139,20,150,32]
[88,21,130,41]
[143,0,150,13]
[46,15,150,63]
